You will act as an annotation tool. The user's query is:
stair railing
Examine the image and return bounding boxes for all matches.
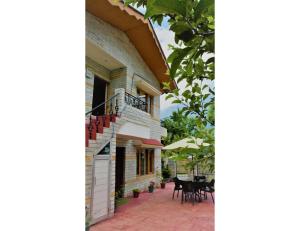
[85,93,120,146]
[85,93,119,116]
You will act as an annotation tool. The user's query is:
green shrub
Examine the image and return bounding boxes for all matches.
[162,166,171,179]
[133,188,140,193]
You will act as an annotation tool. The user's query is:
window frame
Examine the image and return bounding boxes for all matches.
[136,148,154,176]
[137,88,154,115]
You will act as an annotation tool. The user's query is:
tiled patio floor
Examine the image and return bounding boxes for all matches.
[90,182,214,231]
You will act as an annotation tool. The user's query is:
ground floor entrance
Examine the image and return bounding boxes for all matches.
[115,147,125,197]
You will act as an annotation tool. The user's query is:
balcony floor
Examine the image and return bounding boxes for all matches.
[90,182,214,231]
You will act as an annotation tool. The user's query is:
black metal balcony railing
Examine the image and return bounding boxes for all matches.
[125,92,147,112]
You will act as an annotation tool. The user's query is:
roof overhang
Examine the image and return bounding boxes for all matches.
[134,139,164,149]
[86,0,177,91]
[136,80,161,96]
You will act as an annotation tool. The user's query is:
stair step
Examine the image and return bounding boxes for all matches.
[85,114,119,147]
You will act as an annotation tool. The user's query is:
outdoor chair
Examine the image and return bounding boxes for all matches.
[181,181,200,205]
[194,175,206,182]
[172,177,183,199]
[192,182,203,202]
[201,179,215,203]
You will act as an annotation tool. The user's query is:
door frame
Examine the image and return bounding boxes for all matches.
[90,153,111,224]
[115,147,126,197]
[92,74,108,115]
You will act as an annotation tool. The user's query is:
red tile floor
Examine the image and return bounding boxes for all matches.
[90,182,214,231]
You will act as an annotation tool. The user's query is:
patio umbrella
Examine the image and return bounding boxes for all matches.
[162,137,209,150]
[162,137,209,177]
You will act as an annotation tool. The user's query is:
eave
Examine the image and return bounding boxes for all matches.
[86,0,177,91]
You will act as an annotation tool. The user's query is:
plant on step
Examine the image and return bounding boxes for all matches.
[148,181,155,193]
[85,206,91,231]
[115,186,126,208]
[133,188,140,198]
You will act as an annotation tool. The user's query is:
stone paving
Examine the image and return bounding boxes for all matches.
[90,182,214,231]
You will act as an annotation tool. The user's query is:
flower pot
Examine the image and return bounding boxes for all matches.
[160,182,166,189]
[133,191,140,198]
[148,186,154,193]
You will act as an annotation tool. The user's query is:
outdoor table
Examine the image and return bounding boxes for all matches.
[180,180,206,204]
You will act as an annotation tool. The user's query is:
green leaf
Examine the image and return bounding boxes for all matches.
[153,15,164,26]
[170,22,192,34]
[203,93,210,101]
[173,88,179,96]
[162,81,171,90]
[176,30,194,43]
[176,75,186,84]
[206,57,214,64]
[167,49,180,63]
[165,94,174,100]
[186,61,193,75]
[204,102,211,108]
[195,0,214,20]
[172,99,182,104]
[170,47,193,78]
[184,110,190,116]
[145,0,187,18]
[182,89,191,98]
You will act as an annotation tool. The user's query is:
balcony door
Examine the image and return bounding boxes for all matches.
[92,76,107,116]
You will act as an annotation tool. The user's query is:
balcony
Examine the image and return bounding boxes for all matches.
[124,92,147,113]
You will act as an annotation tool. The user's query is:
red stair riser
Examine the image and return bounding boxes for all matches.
[85,112,119,147]
[85,124,89,147]
[91,119,97,140]
[111,115,116,122]
[104,115,110,128]
[96,116,103,133]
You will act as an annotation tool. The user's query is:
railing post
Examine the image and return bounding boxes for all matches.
[88,115,93,139]
[115,98,119,116]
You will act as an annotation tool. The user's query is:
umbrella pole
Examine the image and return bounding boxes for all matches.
[192,155,194,178]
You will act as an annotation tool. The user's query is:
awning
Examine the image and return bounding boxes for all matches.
[133,139,163,148]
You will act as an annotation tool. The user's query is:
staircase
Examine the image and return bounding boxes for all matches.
[85,114,118,147]
[85,92,126,150]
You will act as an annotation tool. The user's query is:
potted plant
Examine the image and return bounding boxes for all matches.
[148,181,155,193]
[133,188,140,198]
[160,178,166,189]
[155,171,165,189]
[85,219,90,231]
[85,207,91,231]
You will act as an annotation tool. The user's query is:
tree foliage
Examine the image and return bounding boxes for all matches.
[161,110,214,172]
[125,0,214,126]
[161,109,198,146]
[124,0,215,171]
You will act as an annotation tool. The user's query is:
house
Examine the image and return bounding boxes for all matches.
[85,0,176,224]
